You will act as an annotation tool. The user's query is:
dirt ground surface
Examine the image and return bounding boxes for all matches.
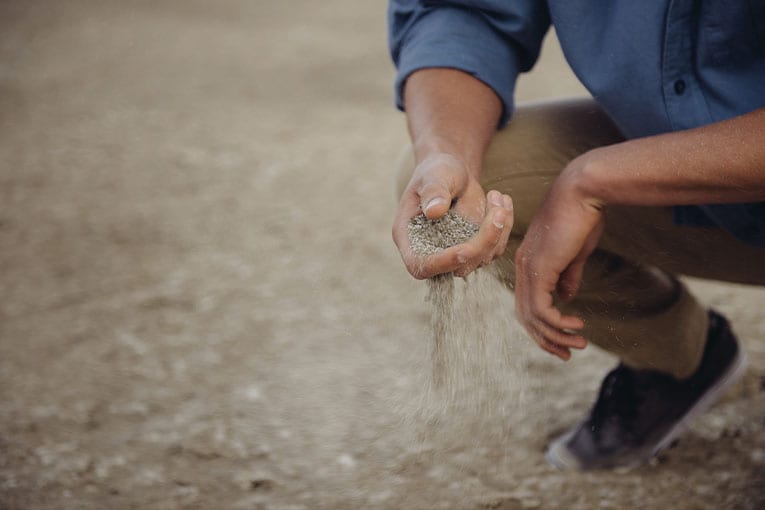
[1,1,764,509]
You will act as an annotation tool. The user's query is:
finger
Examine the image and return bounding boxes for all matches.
[487,189,504,208]
[452,206,507,276]
[419,178,454,219]
[533,298,586,332]
[493,194,514,257]
[406,244,465,279]
[521,273,586,332]
[391,194,423,253]
[467,200,508,257]
[530,317,587,349]
[517,288,585,338]
[529,328,572,360]
[516,299,578,360]
[541,342,571,361]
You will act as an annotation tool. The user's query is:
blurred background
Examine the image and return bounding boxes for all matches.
[1,1,763,509]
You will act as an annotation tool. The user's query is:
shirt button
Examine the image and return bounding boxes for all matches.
[674,79,686,95]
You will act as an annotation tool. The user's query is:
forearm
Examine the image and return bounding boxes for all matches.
[404,68,502,177]
[393,68,513,279]
[574,108,765,207]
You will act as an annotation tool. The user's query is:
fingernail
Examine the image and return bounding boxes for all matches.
[456,251,467,264]
[489,191,503,207]
[424,197,447,213]
[492,211,505,229]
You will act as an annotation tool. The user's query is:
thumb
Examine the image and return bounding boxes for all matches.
[419,180,454,219]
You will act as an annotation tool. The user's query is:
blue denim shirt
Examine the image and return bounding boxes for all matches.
[388,0,765,245]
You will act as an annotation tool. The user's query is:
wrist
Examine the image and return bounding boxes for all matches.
[560,148,610,210]
[413,143,481,180]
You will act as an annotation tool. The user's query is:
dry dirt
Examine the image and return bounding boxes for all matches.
[1,1,764,509]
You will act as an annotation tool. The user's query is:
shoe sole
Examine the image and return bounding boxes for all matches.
[545,349,748,471]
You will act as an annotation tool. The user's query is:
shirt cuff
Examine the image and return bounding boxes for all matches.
[393,7,523,127]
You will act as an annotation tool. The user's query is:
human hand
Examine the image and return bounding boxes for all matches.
[514,156,605,360]
[392,153,513,279]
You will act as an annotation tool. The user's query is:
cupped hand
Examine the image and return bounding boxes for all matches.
[392,153,514,279]
[513,158,605,360]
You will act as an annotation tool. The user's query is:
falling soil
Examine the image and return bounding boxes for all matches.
[407,212,528,441]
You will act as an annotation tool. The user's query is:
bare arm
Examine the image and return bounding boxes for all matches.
[405,68,501,181]
[571,107,765,208]
[515,107,765,360]
[393,68,514,278]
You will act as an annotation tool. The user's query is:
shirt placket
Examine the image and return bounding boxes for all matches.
[661,0,713,131]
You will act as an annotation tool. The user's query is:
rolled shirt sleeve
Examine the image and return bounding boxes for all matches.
[388,0,550,126]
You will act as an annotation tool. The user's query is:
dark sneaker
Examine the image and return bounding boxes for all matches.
[546,310,746,470]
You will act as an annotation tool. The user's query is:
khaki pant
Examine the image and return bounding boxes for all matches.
[397,98,765,379]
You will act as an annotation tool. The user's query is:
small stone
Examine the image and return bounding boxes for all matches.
[250,479,274,491]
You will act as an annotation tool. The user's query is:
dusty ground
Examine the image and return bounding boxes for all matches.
[1,1,764,509]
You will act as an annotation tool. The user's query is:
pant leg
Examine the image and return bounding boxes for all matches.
[396,97,765,379]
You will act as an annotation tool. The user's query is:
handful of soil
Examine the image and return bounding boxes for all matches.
[407,210,479,256]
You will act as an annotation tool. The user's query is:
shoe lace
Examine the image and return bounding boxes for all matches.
[589,365,641,435]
